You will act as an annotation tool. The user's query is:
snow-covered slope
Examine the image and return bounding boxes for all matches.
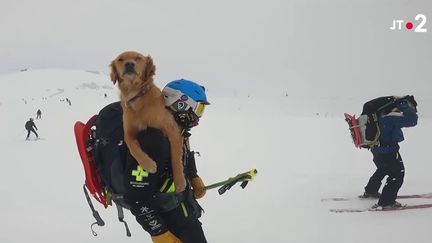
[0,69,431,243]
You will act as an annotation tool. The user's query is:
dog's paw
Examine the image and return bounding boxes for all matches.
[174,176,187,192]
[142,159,157,174]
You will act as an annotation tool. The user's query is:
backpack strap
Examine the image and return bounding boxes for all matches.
[114,202,131,237]
[83,184,132,237]
[367,113,381,147]
[82,184,105,236]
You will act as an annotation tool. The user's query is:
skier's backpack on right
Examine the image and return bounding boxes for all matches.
[344,96,410,149]
[74,101,131,237]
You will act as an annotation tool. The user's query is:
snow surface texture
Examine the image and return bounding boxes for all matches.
[0,69,431,243]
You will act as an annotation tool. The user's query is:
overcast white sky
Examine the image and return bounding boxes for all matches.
[1,0,431,97]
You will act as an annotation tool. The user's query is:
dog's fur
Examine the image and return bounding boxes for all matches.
[110,51,186,192]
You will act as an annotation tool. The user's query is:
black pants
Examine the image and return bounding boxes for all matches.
[26,128,38,139]
[161,204,207,243]
[129,198,207,243]
[364,152,405,206]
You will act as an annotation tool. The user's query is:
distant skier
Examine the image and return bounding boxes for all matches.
[25,118,39,140]
[362,96,418,209]
[36,109,42,119]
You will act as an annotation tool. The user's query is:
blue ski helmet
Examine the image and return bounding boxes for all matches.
[164,79,209,104]
[162,79,210,128]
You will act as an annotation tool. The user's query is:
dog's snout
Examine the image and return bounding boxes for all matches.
[124,62,136,74]
[125,62,135,69]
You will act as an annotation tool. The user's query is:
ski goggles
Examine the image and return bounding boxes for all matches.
[193,102,206,117]
[171,99,206,117]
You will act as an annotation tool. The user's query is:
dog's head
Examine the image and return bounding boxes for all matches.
[110,51,156,89]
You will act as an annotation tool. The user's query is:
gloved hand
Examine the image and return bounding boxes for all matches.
[398,99,408,106]
[191,176,206,199]
[151,231,182,243]
[406,95,418,112]
[398,95,417,112]
[406,95,417,106]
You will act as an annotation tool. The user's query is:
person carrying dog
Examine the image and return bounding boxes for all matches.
[362,95,418,209]
[25,118,39,140]
[124,79,209,243]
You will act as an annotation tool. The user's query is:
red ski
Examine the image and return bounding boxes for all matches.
[321,193,432,202]
[330,203,432,213]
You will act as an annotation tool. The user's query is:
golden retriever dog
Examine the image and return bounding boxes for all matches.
[110,51,186,192]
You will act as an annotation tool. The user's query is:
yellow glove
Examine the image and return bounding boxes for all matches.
[151,230,182,243]
[191,176,206,199]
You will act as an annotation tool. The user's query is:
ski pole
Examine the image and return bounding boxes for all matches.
[201,169,257,195]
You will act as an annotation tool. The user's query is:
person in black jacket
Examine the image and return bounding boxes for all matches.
[25,118,39,140]
[123,79,210,243]
[36,109,42,119]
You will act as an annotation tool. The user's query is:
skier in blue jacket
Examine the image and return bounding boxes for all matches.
[363,96,418,209]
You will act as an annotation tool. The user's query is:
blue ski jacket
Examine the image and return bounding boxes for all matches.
[371,102,418,154]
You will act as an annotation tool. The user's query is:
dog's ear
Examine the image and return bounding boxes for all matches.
[110,60,119,84]
[141,55,156,81]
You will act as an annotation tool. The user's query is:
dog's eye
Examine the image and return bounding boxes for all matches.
[135,57,141,62]
[118,58,124,62]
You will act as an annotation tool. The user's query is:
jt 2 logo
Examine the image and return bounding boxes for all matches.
[390,14,427,33]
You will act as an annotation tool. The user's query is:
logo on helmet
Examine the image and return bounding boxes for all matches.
[177,102,185,110]
[180,95,189,101]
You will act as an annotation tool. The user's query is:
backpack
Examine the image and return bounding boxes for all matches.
[74,102,131,237]
[25,121,32,130]
[344,96,405,149]
[361,96,399,116]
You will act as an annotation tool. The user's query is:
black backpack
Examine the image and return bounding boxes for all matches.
[88,102,131,236]
[25,121,32,130]
[359,96,412,148]
[93,102,128,206]
[361,96,399,116]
